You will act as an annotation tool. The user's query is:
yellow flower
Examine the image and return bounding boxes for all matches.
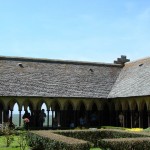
[125,128,143,132]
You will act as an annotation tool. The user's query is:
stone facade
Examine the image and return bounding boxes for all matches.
[0,56,150,129]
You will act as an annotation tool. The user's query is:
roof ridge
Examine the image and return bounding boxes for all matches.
[125,56,150,65]
[0,55,123,67]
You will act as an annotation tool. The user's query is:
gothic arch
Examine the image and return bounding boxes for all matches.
[51,101,61,111]
[129,100,138,111]
[77,101,87,111]
[8,99,20,111]
[37,100,48,110]
[64,101,75,110]
[23,100,34,111]
[102,102,110,126]
[142,102,148,128]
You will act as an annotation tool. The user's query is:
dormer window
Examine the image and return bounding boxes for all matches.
[18,63,24,68]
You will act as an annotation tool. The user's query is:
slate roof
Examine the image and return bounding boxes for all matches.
[0,56,122,98]
[108,57,150,98]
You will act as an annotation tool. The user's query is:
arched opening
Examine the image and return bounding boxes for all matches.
[65,102,74,128]
[109,103,116,126]
[77,102,87,127]
[22,101,34,128]
[0,102,4,124]
[11,102,19,127]
[126,104,131,128]
[90,103,98,127]
[51,102,60,128]
[102,103,110,126]
[39,103,47,128]
[49,107,52,127]
[133,104,140,128]
[79,102,86,117]
[143,103,148,128]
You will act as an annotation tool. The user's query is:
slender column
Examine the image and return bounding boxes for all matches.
[19,110,21,126]
[60,110,63,127]
[59,110,62,127]
[10,110,13,118]
[47,110,49,127]
[2,111,3,124]
[52,111,54,128]
[109,110,113,126]
[148,111,150,127]
[116,110,119,126]
[99,110,102,127]
[130,110,134,128]
[101,110,104,126]
[4,110,9,122]
[74,110,76,127]
[75,110,79,127]
[57,111,60,127]
[139,111,143,128]
[123,110,127,127]
[0,110,2,124]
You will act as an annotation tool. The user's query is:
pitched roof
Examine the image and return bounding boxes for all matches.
[108,57,150,98]
[0,56,122,98]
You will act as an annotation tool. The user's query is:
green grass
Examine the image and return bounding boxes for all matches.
[0,136,29,150]
[90,148,101,150]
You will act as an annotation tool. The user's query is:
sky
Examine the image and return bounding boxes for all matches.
[0,0,150,64]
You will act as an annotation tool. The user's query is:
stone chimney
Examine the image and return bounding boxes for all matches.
[114,55,130,65]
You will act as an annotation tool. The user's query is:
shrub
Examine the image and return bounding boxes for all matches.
[98,137,150,150]
[2,122,14,147]
[54,129,150,146]
[27,131,90,150]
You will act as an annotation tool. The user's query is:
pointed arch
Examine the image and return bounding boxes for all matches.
[143,103,148,128]
[102,102,110,126]
[64,101,74,110]
[37,100,48,110]
[0,101,4,124]
[51,101,61,111]
[65,101,74,127]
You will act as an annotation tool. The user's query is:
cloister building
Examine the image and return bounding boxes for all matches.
[0,55,150,129]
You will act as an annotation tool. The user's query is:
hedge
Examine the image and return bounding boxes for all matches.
[54,129,150,146]
[27,131,90,150]
[27,129,150,149]
[98,137,150,150]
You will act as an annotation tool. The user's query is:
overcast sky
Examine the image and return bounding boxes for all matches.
[0,0,150,64]
[1,0,150,114]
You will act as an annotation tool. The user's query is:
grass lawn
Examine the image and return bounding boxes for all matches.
[0,135,101,150]
[0,136,29,150]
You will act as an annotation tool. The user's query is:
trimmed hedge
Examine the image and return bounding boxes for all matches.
[54,129,150,146]
[98,137,150,150]
[27,131,90,150]
[27,129,150,149]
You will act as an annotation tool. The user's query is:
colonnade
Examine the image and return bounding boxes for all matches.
[0,97,150,129]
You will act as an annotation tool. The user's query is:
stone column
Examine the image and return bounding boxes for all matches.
[52,111,54,128]
[123,110,127,127]
[47,110,50,127]
[130,110,134,128]
[148,110,150,127]
[116,110,119,126]
[10,110,13,119]
[19,110,21,126]
[73,110,76,127]
[139,111,143,128]
[99,110,102,127]
[4,110,9,122]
